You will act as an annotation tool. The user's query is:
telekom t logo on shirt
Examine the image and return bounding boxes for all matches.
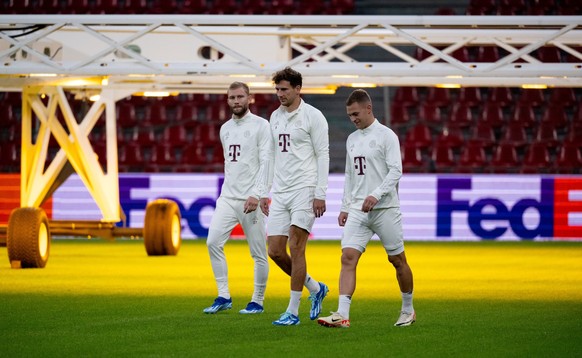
[278,134,291,152]
[354,156,366,175]
[228,144,241,162]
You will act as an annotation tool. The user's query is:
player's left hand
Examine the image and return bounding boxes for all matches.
[361,196,378,213]
[313,198,326,218]
[244,197,259,214]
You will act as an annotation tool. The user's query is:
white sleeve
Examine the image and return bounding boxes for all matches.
[310,110,330,200]
[340,145,353,212]
[370,130,402,200]
[253,120,273,199]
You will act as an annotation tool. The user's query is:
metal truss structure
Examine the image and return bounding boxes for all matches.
[0,15,581,93]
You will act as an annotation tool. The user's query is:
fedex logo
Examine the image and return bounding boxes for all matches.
[437,177,582,240]
[118,175,223,238]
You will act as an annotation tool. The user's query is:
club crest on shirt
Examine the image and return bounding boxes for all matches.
[349,143,354,152]
[295,120,303,128]
[244,130,250,138]
[369,140,377,148]
[224,132,230,141]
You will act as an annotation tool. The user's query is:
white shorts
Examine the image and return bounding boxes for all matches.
[267,187,316,236]
[341,207,404,256]
[207,197,267,250]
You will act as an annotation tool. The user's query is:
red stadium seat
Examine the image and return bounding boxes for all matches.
[541,104,568,129]
[66,0,92,13]
[207,102,229,122]
[450,47,470,62]
[435,7,456,15]
[163,126,188,147]
[501,121,527,148]
[487,87,513,107]
[389,103,410,128]
[535,121,559,148]
[401,143,427,173]
[491,143,519,173]
[37,0,61,13]
[556,141,582,174]
[458,87,483,108]
[97,0,122,13]
[0,142,18,172]
[146,101,168,126]
[119,143,144,171]
[426,87,451,107]
[130,126,156,147]
[431,141,456,173]
[297,1,327,15]
[182,142,207,163]
[239,0,269,14]
[208,0,239,14]
[150,144,178,171]
[475,46,500,62]
[0,103,15,128]
[393,87,419,108]
[448,103,473,129]
[116,102,137,128]
[521,142,551,173]
[123,0,147,14]
[176,102,200,122]
[459,140,486,173]
[469,0,496,12]
[436,126,464,150]
[517,89,546,107]
[471,121,496,149]
[179,0,209,14]
[192,122,221,146]
[535,47,562,63]
[327,0,354,14]
[2,92,22,105]
[548,88,576,107]
[510,103,537,128]
[405,123,433,150]
[417,102,442,128]
[500,0,526,9]
[479,101,505,128]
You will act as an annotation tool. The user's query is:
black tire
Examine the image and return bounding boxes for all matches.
[7,207,51,268]
[143,199,181,256]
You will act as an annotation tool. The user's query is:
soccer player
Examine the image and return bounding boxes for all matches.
[317,89,415,328]
[203,82,272,315]
[267,67,330,326]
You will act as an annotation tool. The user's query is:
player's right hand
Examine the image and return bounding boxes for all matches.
[259,197,270,216]
[338,211,348,227]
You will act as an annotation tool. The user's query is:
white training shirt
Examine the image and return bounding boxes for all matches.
[269,99,329,199]
[219,110,273,200]
[341,119,402,212]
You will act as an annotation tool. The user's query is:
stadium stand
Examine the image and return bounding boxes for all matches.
[1,0,580,175]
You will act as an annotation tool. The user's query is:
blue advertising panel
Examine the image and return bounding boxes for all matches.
[51,173,582,241]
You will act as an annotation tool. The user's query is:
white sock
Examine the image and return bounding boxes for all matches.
[217,280,230,300]
[338,295,352,319]
[286,290,302,316]
[401,291,414,313]
[304,273,320,293]
[251,284,266,306]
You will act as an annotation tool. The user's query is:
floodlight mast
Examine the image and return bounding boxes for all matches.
[0,15,581,268]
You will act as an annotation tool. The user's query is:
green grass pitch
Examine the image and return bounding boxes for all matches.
[1,239,582,357]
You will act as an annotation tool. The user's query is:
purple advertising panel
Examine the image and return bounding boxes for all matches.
[52,173,582,241]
